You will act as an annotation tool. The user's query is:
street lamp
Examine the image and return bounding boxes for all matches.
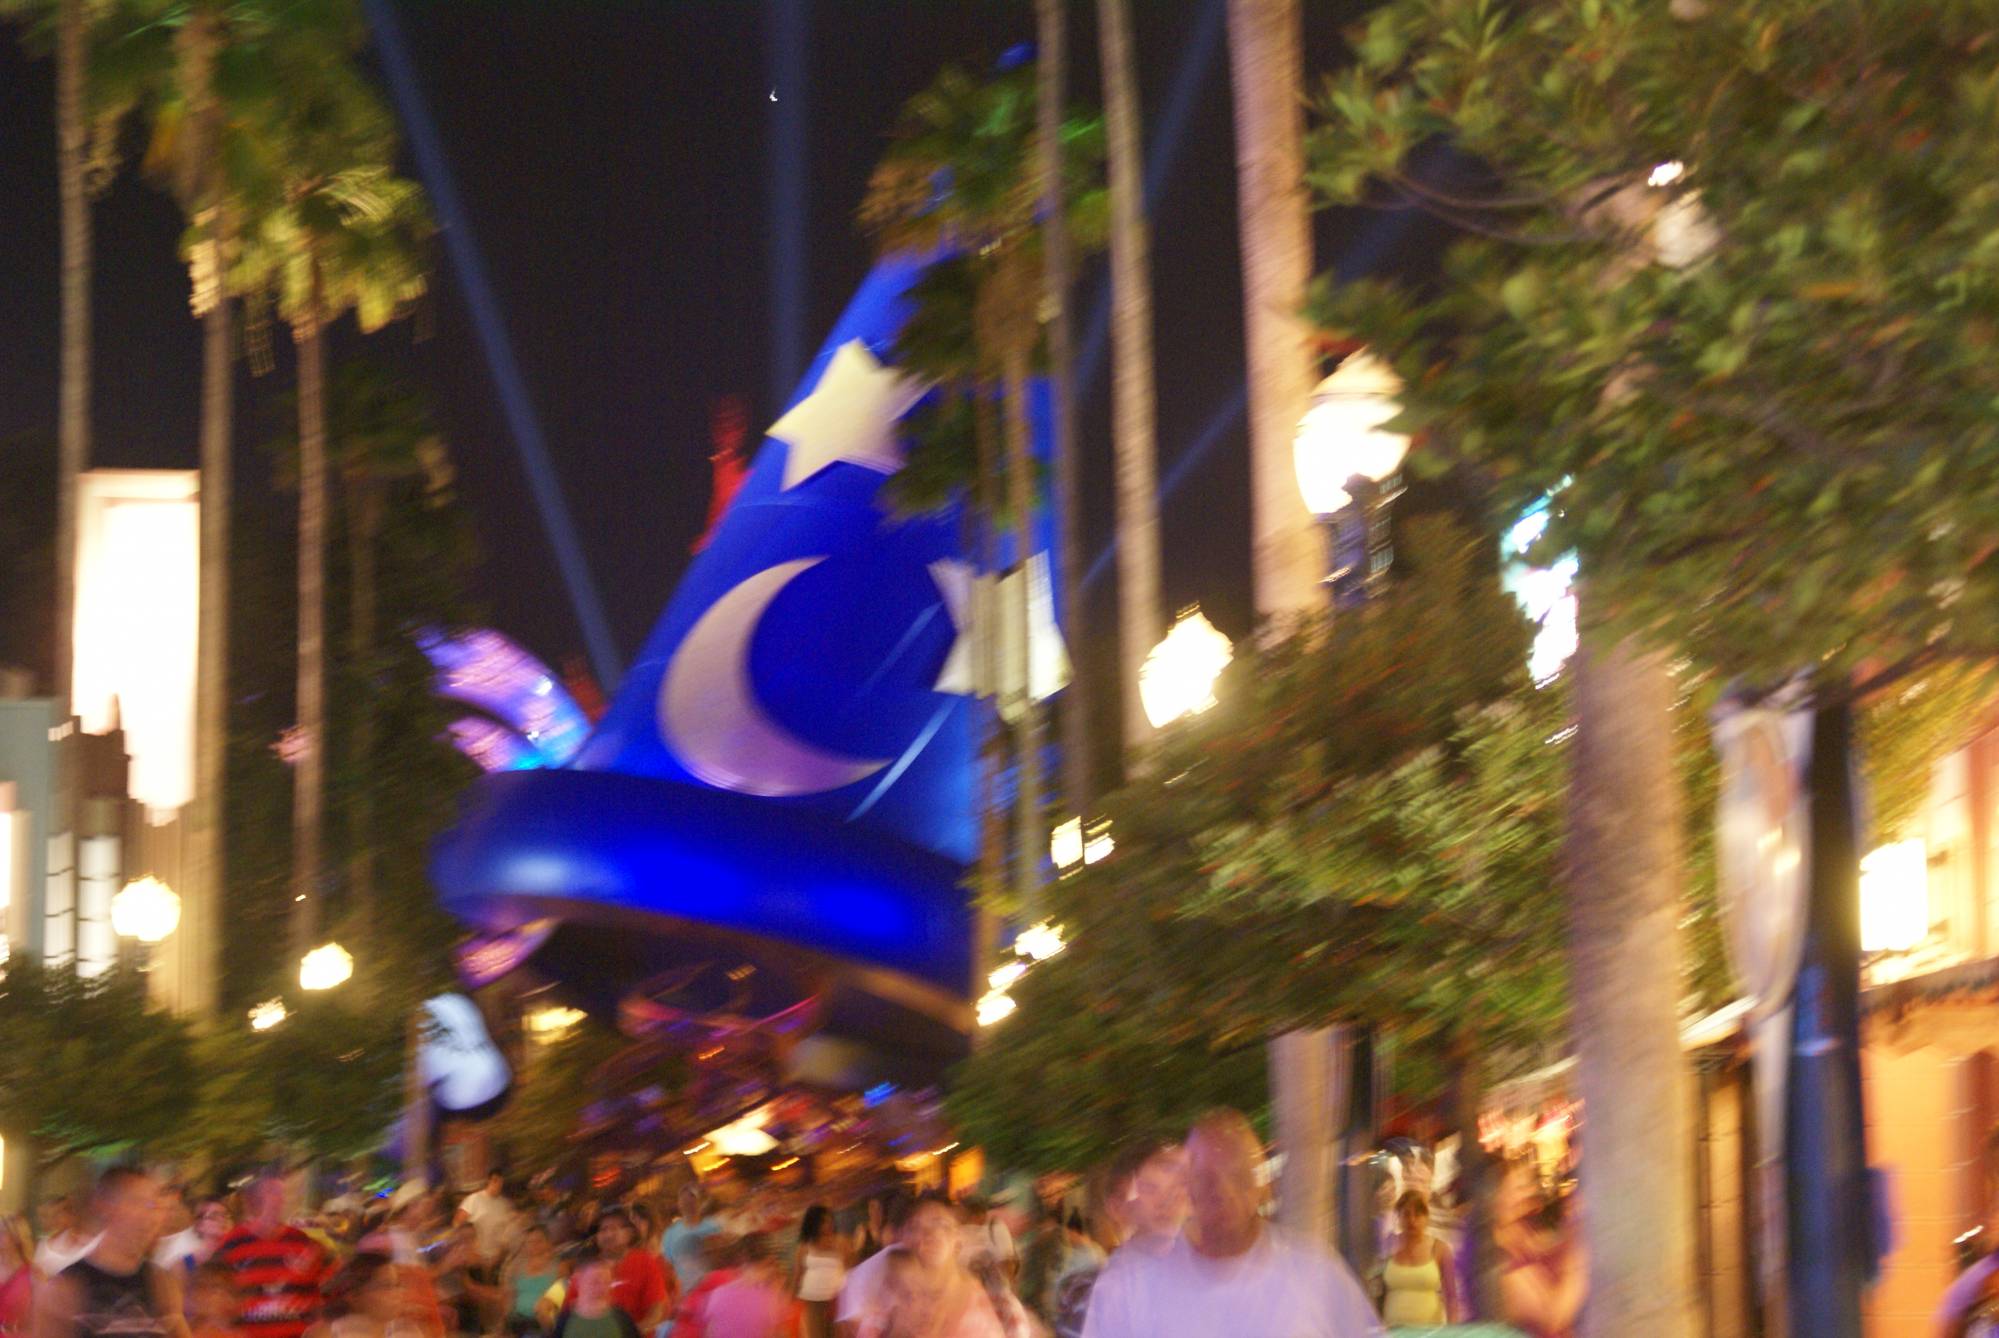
[1293,351,1410,602]
[299,941,354,991]
[1139,607,1234,730]
[110,875,181,944]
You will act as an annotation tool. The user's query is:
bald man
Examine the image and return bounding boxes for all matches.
[1080,1110,1384,1338]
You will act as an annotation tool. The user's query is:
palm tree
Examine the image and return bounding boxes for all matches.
[326,362,446,927]
[1226,0,1344,1248]
[0,0,107,704]
[52,0,88,709]
[111,0,240,1016]
[1034,0,1091,820]
[862,64,1105,922]
[1227,0,1320,626]
[1096,0,1164,765]
[230,51,430,961]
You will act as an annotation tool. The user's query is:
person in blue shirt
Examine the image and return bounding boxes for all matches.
[659,1188,721,1303]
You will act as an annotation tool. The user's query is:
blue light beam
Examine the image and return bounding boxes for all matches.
[364,0,624,690]
[767,0,809,408]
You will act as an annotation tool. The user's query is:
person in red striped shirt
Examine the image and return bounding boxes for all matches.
[214,1178,333,1338]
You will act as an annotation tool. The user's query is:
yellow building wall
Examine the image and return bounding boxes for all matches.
[1863,1041,1967,1337]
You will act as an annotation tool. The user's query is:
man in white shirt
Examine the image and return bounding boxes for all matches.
[959,1197,1017,1281]
[832,1192,913,1338]
[33,1195,101,1278]
[1081,1109,1385,1338]
[456,1172,516,1267]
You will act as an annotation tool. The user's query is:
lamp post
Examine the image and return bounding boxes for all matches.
[1279,349,1411,1257]
[1292,351,1411,606]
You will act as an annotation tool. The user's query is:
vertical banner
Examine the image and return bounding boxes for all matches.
[1711,687,1814,1302]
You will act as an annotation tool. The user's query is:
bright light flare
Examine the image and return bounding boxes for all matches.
[72,472,200,814]
[1860,839,1928,953]
[1014,921,1066,962]
[249,998,288,1031]
[705,1115,779,1158]
[299,942,354,991]
[1648,160,1686,188]
[110,875,181,943]
[1140,608,1233,729]
[526,1005,586,1039]
[988,960,1029,993]
[976,991,1017,1027]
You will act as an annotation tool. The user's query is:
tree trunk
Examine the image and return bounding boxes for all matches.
[1226,0,1321,628]
[1270,1025,1343,1246]
[345,481,382,931]
[187,4,228,1019]
[53,0,90,708]
[1098,0,1164,760]
[964,402,1004,1006]
[1035,0,1091,820]
[1002,343,1045,922]
[290,268,329,963]
[1565,623,1699,1338]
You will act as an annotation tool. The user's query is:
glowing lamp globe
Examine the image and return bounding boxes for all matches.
[1140,607,1233,730]
[299,941,354,991]
[111,876,181,943]
[1293,351,1410,516]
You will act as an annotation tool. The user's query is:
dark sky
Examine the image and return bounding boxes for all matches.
[0,0,1445,693]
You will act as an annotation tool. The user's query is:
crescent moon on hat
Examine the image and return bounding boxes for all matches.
[659,557,891,798]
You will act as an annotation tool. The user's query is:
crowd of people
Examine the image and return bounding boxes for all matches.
[0,1107,1609,1338]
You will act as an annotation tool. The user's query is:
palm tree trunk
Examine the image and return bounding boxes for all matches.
[290,264,329,962]
[1566,619,1698,1338]
[52,0,90,708]
[1230,0,1343,1251]
[1227,0,1321,626]
[346,481,382,930]
[187,3,228,1018]
[1098,0,1163,762]
[1034,0,1091,819]
[1002,342,1044,922]
[972,386,1006,1000]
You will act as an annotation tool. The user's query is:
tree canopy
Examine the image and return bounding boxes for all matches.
[1307,0,1999,694]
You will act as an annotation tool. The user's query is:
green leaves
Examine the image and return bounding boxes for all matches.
[950,520,1580,1164]
[1307,0,1999,688]
[0,962,200,1160]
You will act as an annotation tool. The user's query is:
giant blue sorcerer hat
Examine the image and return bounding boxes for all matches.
[430,253,1064,1076]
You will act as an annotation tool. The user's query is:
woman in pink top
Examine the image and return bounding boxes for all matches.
[858,1200,1031,1338]
[0,1214,33,1338]
[701,1235,795,1338]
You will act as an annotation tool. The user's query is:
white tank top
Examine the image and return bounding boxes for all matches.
[797,1246,845,1303]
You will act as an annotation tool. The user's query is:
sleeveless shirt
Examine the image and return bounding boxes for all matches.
[61,1258,169,1338]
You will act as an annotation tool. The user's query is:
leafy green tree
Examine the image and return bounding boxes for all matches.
[953,520,1569,1160]
[1306,2,1999,1330]
[0,962,201,1165]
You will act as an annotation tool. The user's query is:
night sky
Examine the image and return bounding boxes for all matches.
[0,0,1446,695]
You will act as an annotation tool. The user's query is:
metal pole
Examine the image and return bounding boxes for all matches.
[1785,701,1870,1338]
